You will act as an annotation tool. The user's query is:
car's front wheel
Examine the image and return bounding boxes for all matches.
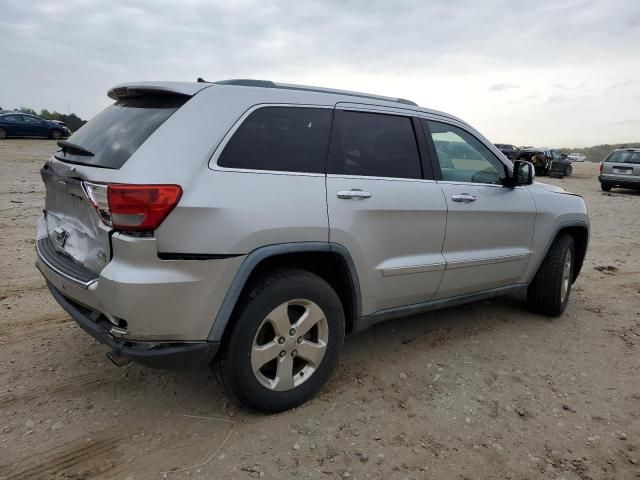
[0,128,7,139]
[219,269,345,412]
[565,165,572,176]
[50,129,62,140]
[527,234,575,317]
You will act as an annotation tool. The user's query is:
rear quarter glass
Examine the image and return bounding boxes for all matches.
[54,94,189,169]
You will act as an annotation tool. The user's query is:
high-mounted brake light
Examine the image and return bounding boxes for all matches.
[83,183,182,231]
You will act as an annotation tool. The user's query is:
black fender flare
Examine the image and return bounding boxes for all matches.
[207,242,361,342]
[530,220,589,283]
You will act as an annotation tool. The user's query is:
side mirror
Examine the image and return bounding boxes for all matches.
[511,160,534,186]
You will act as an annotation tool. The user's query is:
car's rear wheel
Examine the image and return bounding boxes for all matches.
[0,128,7,139]
[218,269,345,412]
[50,129,62,140]
[601,183,612,192]
[565,165,572,176]
[527,234,575,317]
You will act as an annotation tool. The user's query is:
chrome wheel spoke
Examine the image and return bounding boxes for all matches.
[294,302,325,337]
[274,354,295,391]
[267,302,292,337]
[251,340,281,371]
[297,339,326,367]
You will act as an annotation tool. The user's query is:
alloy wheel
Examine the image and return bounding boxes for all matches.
[251,299,329,392]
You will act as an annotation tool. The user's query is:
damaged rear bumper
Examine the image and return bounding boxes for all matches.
[45,281,219,369]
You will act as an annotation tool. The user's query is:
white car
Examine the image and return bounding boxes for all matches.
[567,153,587,162]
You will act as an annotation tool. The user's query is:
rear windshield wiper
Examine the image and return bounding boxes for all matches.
[57,140,94,157]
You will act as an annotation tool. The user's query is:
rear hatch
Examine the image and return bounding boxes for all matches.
[41,86,194,276]
[602,150,640,178]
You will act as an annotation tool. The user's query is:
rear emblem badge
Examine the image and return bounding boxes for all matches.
[54,227,70,247]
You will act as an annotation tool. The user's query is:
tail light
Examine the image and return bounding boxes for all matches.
[83,183,182,231]
[599,163,603,173]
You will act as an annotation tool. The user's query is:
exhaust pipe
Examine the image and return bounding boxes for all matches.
[106,350,131,367]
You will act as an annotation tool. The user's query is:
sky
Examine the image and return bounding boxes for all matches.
[1,0,639,147]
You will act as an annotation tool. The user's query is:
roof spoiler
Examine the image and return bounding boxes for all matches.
[107,82,210,100]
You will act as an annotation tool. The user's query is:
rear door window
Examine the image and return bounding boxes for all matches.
[328,110,422,179]
[54,94,188,169]
[218,106,333,174]
[2,115,22,123]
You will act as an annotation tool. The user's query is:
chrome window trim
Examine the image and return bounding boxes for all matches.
[208,103,334,175]
[327,173,437,183]
[436,180,527,189]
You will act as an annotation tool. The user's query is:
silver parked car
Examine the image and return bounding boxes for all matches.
[35,79,589,411]
[599,148,640,192]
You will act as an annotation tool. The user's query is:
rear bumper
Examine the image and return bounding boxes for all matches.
[599,174,640,188]
[46,281,219,368]
[36,215,245,342]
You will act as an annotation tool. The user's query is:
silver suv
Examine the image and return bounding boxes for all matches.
[599,148,640,192]
[36,79,589,411]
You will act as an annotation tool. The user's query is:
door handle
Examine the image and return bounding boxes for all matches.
[337,189,371,200]
[451,193,477,203]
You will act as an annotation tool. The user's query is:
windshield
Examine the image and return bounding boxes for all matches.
[54,94,188,169]
[604,150,640,164]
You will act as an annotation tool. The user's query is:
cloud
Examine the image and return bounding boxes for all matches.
[488,83,519,92]
[0,0,639,146]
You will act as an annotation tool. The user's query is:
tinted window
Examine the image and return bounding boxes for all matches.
[328,111,421,179]
[218,107,332,173]
[54,94,188,169]
[604,150,640,164]
[2,115,21,123]
[23,116,44,124]
[425,120,507,184]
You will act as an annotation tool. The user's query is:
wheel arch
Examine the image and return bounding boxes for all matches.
[207,242,362,342]
[534,222,589,283]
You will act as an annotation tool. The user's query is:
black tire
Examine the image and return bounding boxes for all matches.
[565,166,572,177]
[601,183,612,192]
[0,128,7,139]
[50,129,62,140]
[527,234,575,317]
[218,269,345,412]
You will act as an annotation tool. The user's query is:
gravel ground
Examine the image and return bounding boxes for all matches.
[1,139,639,480]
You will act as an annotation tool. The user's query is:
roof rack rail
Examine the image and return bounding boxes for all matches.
[210,78,418,107]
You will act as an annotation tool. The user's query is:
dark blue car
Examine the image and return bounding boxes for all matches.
[0,113,71,139]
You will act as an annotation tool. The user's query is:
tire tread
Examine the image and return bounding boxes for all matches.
[527,234,574,317]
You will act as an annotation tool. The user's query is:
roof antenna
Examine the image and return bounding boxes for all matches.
[197,77,208,83]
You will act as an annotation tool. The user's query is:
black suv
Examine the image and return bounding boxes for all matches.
[494,143,521,160]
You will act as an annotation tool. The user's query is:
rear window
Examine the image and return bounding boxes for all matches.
[54,94,188,169]
[604,150,640,164]
[218,106,333,173]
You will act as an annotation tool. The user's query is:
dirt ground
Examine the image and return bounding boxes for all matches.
[0,139,639,480]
